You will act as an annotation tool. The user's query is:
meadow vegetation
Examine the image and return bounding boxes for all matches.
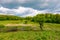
[0,13,60,40]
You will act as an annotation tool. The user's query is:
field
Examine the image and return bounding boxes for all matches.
[0,20,60,40]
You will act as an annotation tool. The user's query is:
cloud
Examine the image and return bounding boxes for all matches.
[0,6,46,17]
[0,0,60,10]
[0,0,60,14]
[0,0,34,4]
[0,0,13,3]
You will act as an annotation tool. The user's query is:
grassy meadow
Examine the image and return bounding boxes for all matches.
[0,20,60,40]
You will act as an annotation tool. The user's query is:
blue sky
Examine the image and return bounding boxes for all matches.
[0,0,60,16]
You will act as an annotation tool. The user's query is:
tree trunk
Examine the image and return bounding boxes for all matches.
[39,22,43,31]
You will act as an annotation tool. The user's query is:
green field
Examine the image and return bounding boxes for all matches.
[0,20,60,40]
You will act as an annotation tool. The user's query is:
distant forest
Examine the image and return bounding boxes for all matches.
[0,13,60,24]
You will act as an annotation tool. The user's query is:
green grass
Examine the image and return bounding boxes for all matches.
[0,20,22,24]
[0,31,60,40]
[0,20,60,40]
[0,20,37,24]
[44,23,60,31]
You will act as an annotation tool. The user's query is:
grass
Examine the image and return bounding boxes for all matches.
[0,20,37,25]
[0,31,60,40]
[0,20,22,24]
[44,23,60,31]
[0,20,60,40]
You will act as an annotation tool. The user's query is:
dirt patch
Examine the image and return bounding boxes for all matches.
[5,24,36,27]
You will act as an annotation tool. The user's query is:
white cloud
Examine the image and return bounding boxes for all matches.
[0,6,60,17]
[0,6,46,17]
[0,7,9,12]
[0,0,60,13]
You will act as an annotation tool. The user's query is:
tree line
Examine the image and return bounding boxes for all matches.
[27,13,60,24]
[0,14,60,24]
[0,15,23,20]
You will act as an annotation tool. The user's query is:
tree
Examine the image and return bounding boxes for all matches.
[25,16,32,21]
[55,14,60,23]
[33,14,45,31]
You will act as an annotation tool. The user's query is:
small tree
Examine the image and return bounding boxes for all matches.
[33,14,45,31]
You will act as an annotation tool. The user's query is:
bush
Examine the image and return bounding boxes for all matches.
[0,25,5,32]
[0,25,5,28]
[24,20,28,24]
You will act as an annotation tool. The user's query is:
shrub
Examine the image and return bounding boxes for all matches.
[24,20,28,24]
[0,25,5,32]
[0,25,5,28]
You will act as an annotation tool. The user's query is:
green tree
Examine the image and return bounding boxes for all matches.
[33,14,45,31]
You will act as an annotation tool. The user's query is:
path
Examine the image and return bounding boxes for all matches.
[5,24,36,27]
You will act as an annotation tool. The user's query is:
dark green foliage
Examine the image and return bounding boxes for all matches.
[24,16,33,22]
[41,36,47,40]
[0,15,23,20]
[45,13,60,24]
[24,20,28,24]
[33,14,45,30]
[32,13,60,24]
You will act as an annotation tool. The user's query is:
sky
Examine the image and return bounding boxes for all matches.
[0,0,60,17]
